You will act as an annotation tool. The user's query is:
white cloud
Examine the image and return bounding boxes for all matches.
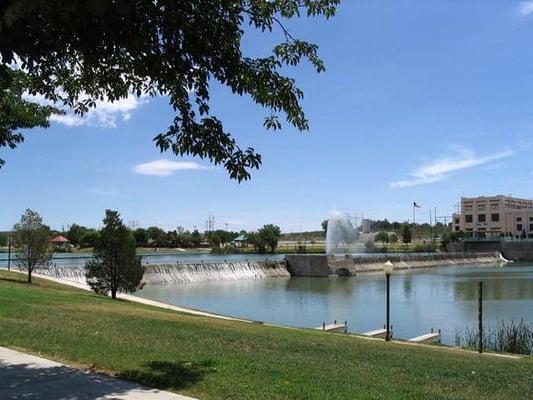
[390,148,514,189]
[22,92,147,128]
[49,113,86,127]
[133,159,212,176]
[518,1,533,16]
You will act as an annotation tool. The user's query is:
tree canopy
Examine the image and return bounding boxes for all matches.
[375,231,389,246]
[0,0,339,180]
[401,224,412,244]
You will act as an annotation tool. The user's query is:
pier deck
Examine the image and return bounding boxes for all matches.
[408,331,441,343]
[315,322,347,333]
[362,328,389,339]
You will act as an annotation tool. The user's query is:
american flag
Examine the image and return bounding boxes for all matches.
[413,202,422,208]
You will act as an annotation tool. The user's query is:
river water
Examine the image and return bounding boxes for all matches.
[136,263,533,345]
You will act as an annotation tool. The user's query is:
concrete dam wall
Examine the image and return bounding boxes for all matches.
[449,241,533,262]
[285,252,504,277]
[35,260,290,284]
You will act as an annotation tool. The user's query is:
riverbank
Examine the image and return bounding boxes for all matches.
[0,271,531,399]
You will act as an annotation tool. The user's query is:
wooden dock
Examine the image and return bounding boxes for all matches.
[362,327,391,339]
[315,320,347,333]
[408,329,441,343]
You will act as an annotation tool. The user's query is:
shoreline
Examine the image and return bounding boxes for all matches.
[13,269,522,360]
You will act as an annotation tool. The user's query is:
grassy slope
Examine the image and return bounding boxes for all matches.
[0,271,531,400]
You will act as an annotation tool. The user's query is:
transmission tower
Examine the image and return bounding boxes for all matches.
[205,215,215,232]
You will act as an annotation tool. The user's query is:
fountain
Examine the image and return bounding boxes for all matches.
[325,212,362,254]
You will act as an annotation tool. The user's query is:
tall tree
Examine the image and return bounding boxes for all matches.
[0,232,7,247]
[0,1,339,180]
[401,224,412,244]
[247,232,266,253]
[13,209,52,283]
[65,223,87,247]
[80,229,100,248]
[375,231,389,247]
[85,210,143,299]
[133,228,148,246]
[146,226,165,246]
[258,224,281,253]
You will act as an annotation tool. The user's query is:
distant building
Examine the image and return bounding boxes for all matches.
[232,234,248,248]
[453,195,533,239]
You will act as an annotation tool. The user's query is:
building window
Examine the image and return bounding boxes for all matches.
[491,213,499,222]
[517,224,523,231]
[530,217,533,222]
[455,226,460,231]
[517,217,522,222]
[478,214,486,223]
[530,224,533,231]
[454,218,460,224]
[465,214,473,223]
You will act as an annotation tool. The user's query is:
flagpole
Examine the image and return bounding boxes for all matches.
[413,203,415,244]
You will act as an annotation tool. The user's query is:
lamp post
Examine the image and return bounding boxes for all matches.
[383,260,393,341]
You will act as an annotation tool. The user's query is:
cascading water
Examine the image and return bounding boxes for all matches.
[35,260,290,284]
[325,211,362,254]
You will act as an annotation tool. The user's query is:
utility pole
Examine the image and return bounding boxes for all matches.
[429,209,433,243]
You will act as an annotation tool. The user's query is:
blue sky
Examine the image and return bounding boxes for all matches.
[3,1,533,232]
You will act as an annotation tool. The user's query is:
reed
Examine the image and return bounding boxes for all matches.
[455,319,533,355]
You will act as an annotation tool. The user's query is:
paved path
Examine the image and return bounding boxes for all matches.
[31,272,251,323]
[0,347,197,400]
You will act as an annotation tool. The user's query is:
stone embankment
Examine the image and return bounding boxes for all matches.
[285,252,505,277]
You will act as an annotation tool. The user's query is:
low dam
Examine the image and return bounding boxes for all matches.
[35,260,289,284]
[33,253,506,283]
[285,252,505,277]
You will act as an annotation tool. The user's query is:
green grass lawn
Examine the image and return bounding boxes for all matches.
[0,271,531,399]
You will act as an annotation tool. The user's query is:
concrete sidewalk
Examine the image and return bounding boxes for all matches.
[0,347,197,400]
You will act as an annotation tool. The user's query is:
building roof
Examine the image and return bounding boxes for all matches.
[51,235,70,243]
[233,234,247,241]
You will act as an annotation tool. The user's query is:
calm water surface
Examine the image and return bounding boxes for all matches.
[136,264,533,345]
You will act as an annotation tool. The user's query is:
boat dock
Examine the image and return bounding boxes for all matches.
[315,320,347,333]
[408,329,442,343]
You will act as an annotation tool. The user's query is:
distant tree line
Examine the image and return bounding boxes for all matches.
[52,221,283,254]
[367,219,450,238]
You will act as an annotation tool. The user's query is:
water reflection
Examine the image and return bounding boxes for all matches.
[136,264,533,345]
